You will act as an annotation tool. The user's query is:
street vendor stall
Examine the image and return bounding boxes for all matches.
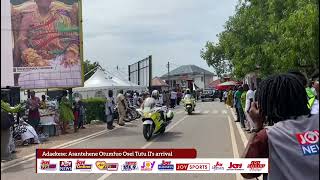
[38,101,59,136]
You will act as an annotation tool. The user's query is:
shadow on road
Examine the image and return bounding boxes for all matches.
[2,161,34,174]
[152,131,183,142]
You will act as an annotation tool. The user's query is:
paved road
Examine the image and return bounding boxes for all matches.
[1,101,251,180]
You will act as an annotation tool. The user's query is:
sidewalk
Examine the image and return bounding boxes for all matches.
[5,123,107,162]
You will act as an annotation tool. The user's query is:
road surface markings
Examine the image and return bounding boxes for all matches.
[226,106,259,180]
[97,116,189,180]
[221,110,228,114]
[212,110,219,114]
[1,126,123,171]
[175,110,184,114]
[227,115,243,180]
[202,110,209,114]
[227,106,248,146]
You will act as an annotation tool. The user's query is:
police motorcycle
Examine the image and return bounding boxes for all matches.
[182,89,196,115]
[138,90,174,141]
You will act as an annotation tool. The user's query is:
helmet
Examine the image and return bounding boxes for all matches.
[185,88,191,94]
[151,90,159,99]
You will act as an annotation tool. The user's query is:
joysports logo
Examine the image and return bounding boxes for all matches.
[59,161,72,171]
[40,160,56,170]
[158,160,174,171]
[141,161,155,171]
[212,161,224,171]
[75,160,92,170]
[121,161,138,171]
[176,163,210,171]
[296,130,319,156]
[247,161,266,172]
[226,162,244,171]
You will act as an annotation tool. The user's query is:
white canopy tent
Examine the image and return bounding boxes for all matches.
[73,68,147,99]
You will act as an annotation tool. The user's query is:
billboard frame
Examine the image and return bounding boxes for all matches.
[9,0,84,90]
[128,55,152,88]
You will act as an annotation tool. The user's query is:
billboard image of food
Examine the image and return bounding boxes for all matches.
[10,0,83,89]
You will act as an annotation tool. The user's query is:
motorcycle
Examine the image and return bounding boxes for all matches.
[138,105,174,141]
[113,106,136,122]
[182,95,196,115]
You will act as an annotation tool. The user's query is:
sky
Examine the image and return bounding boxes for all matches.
[82,0,238,77]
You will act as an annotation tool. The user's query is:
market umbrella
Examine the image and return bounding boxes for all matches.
[215,81,241,91]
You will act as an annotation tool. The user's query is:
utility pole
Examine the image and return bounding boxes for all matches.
[203,71,206,89]
[167,62,170,89]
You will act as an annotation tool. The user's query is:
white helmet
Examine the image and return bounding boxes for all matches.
[151,90,159,99]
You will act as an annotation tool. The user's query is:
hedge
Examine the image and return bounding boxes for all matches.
[82,97,106,123]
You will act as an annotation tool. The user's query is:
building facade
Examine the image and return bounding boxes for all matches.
[161,65,216,90]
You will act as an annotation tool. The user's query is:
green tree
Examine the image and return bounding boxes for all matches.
[83,59,102,81]
[201,0,319,79]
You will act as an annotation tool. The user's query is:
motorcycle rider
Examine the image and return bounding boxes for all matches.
[183,88,192,99]
[142,90,166,120]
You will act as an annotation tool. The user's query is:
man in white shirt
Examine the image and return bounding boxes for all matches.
[170,90,177,108]
[245,84,256,132]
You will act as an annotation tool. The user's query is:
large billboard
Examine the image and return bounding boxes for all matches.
[128,55,152,88]
[1,0,84,89]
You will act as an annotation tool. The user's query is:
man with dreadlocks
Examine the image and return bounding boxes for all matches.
[241,74,319,180]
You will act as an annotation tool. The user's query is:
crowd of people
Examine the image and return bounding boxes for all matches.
[223,71,319,180]
[104,88,194,130]
[1,90,87,161]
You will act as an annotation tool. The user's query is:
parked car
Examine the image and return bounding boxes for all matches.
[200,89,216,101]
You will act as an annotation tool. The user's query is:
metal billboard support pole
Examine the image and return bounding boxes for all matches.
[149,55,152,90]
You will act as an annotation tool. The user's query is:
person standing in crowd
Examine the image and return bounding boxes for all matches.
[236,86,246,128]
[133,93,139,107]
[116,90,126,126]
[170,90,177,108]
[105,90,115,130]
[1,95,22,161]
[241,73,319,180]
[162,91,168,107]
[223,90,228,104]
[73,97,83,132]
[59,91,74,134]
[27,91,41,131]
[241,84,249,130]
[288,70,316,109]
[78,100,85,129]
[227,88,233,107]
[40,95,47,109]
[233,86,239,121]
[177,91,182,105]
[137,93,144,107]
[244,83,256,133]
[219,90,223,102]
[311,76,319,115]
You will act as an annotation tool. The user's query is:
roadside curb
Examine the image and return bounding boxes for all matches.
[1,123,125,170]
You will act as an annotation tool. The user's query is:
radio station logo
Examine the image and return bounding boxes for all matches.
[247,161,266,172]
[96,161,107,170]
[212,161,224,171]
[296,130,319,156]
[75,160,92,170]
[176,163,210,171]
[121,161,138,171]
[40,160,56,170]
[141,161,155,171]
[105,163,119,171]
[226,162,244,171]
[158,160,174,171]
[59,161,72,171]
